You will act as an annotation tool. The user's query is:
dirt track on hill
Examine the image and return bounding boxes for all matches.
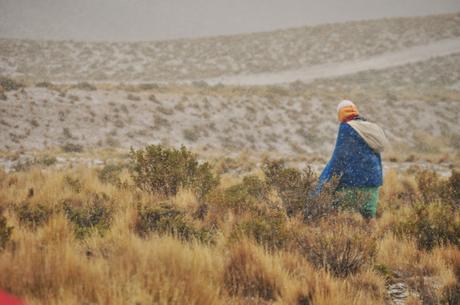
[202,37,460,85]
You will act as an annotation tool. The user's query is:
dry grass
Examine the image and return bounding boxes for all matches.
[0,154,459,304]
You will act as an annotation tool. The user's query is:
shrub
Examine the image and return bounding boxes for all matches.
[16,202,53,229]
[183,128,199,142]
[127,93,141,101]
[98,164,123,185]
[442,283,460,305]
[30,119,39,127]
[206,175,271,217]
[39,155,57,166]
[35,81,54,88]
[157,106,174,115]
[240,175,270,201]
[297,214,377,277]
[0,76,23,91]
[394,203,460,251]
[62,194,113,238]
[224,241,281,300]
[130,145,219,198]
[303,177,342,222]
[135,204,214,243]
[0,211,13,250]
[148,94,159,102]
[232,210,289,250]
[263,160,317,216]
[138,83,159,90]
[61,143,84,153]
[415,170,460,206]
[416,170,444,204]
[72,82,96,91]
[446,170,460,206]
[64,175,82,193]
[207,183,258,215]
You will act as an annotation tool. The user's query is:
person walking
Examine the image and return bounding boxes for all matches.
[315,100,388,220]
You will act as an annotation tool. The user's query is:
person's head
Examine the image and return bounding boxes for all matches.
[337,100,359,122]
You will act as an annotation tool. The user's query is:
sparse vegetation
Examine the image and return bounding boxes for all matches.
[0,147,459,304]
[0,11,460,305]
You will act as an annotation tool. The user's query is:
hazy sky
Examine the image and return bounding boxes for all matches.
[1,0,460,41]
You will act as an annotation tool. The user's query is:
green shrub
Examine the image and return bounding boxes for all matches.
[72,82,96,91]
[127,93,141,101]
[62,194,113,238]
[262,160,317,216]
[64,175,82,193]
[297,214,377,277]
[16,202,53,229]
[39,155,57,166]
[61,143,84,153]
[206,175,270,217]
[183,128,199,142]
[240,175,269,201]
[207,183,257,215]
[135,204,214,243]
[394,203,460,251]
[232,210,289,250]
[98,164,123,185]
[138,83,159,91]
[0,76,23,91]
[0,211,13,250]
[130,145,219,198]
[35,81,54,89]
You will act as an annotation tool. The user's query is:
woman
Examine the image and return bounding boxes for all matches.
[315,100,388,219]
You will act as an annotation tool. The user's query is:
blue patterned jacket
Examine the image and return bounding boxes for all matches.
[316,117,384,193]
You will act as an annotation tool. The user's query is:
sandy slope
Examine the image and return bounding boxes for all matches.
[202,37,460,85]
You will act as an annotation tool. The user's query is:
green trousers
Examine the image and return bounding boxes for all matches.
[336,187,380,219]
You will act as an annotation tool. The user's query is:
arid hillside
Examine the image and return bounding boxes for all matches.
[1,13,459,82]
[0,13,459,174]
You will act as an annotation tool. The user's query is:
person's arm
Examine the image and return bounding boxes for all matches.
[315,125,342,194]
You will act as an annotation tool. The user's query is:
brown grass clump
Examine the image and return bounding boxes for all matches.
[224,240,282,301]
[0,209,13,249]
[297,213,378,277]
[0,214,223,305]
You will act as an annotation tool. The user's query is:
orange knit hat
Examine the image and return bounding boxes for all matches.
[337,100,359,122]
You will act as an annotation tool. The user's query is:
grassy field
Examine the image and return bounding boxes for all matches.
[0,145,459,305]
